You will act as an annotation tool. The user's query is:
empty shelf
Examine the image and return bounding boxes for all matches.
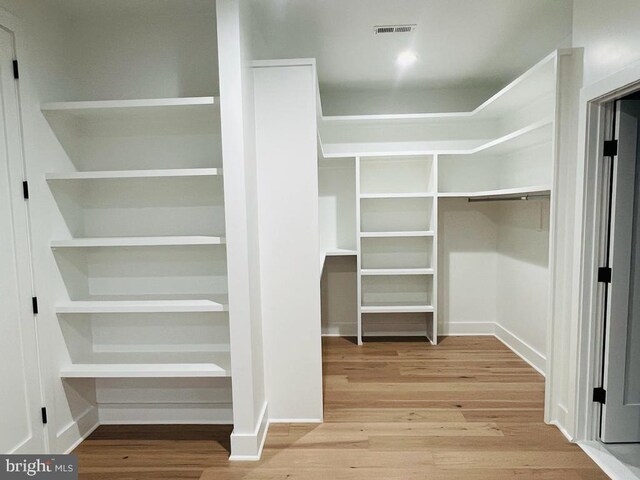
[361,305,434,313]
[438,185,551,198]
[325,249,357,256]
[360,231,435,238]
[41,97,218,125]
[60,363,230,379]
[45,168,222,181]
[56,300,228,314]
[360,192,434,199]
[51,236,225,248]
[360,268,434,276]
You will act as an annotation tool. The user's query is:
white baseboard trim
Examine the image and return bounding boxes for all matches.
[440,322,496,336]
[60,407,100,454]
[269,418,322,423]
[578,441,640,480]
[98,402,233,424]
[229,401,269,461]
[549,419,574,442]
[494,323,546,376]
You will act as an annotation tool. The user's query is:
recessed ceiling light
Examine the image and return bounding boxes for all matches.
[397,50,417,67]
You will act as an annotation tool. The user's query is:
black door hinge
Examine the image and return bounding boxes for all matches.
[41,407,48,424]
[22,181,29,200]
[593,387,607,404]
[12,59,19,80]
[603,140,618,157]
[32,297,39,315]
[598,267,612,283]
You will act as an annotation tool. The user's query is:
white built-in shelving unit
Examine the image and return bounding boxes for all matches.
[42,97,233,389]
[319,50,569,345]
[356,155,438,344]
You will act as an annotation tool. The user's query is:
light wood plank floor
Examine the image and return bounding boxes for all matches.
[74,336,608,479]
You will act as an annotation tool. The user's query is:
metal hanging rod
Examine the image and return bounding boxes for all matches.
[467,193,550,203]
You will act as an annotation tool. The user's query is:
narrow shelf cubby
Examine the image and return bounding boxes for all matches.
[361,274,433,312]
[361,236,433,270]
[360,155,434,195]
[360,197,434,233]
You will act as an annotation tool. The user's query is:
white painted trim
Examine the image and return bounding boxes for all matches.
[58,407,100,454]
[63,423,99,455]
[269,418,322,424]
[549,419,575,442]
[571,57,640,445]
[494,323,546,376]
[578,441,640,480]
[229,401,269,461]
[440,322,496,336]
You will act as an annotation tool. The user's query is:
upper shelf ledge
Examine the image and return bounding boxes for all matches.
[45,168,222,181]
[40,97,220,124]
[41,96,217,112]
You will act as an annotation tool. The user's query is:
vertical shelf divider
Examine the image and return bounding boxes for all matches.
[355,156,363,345]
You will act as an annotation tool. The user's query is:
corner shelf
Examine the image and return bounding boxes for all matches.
[51,236,225,248]
[438,185,551,199]
[60,362,230,379]
[360,268,434,276]
[45,168,222,181]
[56,299,228,314]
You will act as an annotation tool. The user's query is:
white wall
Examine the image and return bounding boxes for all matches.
[438,199,498,335]
[495,200,550,373]
[67,10,218,101]
[0,0,100,454]
[321,85,500,116]
[253,61,323,422]
[573,0,640,88]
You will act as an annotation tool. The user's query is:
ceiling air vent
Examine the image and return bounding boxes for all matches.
[373,24,416,35]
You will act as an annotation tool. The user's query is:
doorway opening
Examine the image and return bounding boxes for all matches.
[587,89,640,478]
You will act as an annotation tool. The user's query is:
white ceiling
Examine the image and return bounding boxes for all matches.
[249,0,573,91]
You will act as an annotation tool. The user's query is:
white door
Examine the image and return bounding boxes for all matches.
[601,99,640,443]
[0,27,46,453]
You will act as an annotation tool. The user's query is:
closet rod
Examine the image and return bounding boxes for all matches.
[467,193,550,203]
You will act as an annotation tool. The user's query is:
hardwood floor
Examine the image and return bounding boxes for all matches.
[74,336,608,479]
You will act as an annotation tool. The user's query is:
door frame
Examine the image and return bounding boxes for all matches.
[571,60,640,444]
[0,7,48,453]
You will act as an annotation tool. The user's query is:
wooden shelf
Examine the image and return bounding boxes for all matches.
[360,231,435,238]
[60,362,230,379]
[360,192,434,199]
[45,168,221,181]
[360,268,434,276]
[56,300,228,314]
[51,236,225,248]
[361,305,434,313]
[438,185,551,199]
